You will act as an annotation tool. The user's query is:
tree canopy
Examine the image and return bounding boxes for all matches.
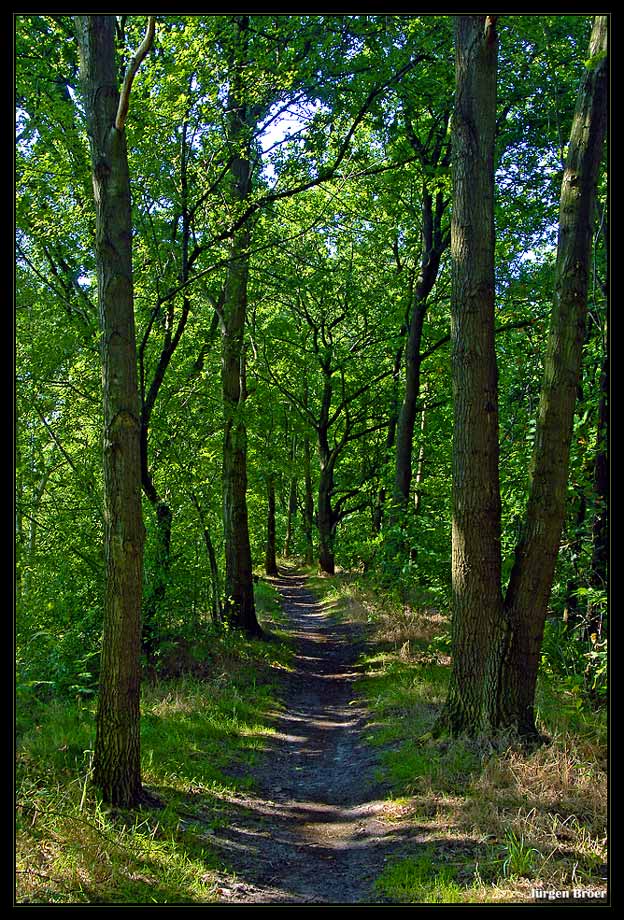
[16,15,608,793]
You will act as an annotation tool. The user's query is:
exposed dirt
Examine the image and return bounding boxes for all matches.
[208,569,425,904]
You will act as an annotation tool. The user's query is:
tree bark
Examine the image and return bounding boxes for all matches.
[317,461,336,575]
[221,226,260,635]
[190,491,222,625]
[303,435,315,566]
[265,474,279,576]
[283,475,297,558]
[220,18,262,636]
[500,15,608,737]
[316,374,337,574]
[439,14,506,735]
[138,122,194,653]
[392,187,447,518]
[75,15,149,806]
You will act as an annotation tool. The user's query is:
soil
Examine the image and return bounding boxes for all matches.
[208,569,423,905]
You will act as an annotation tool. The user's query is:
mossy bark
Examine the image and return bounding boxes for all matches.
[76,15,145,806]
[499,15,608,736]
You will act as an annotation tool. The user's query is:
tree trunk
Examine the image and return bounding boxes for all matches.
[392,185,446,521]
[265,474,279,576]
[190,491,222,625]
[317,462,336,575]
[75,15,148,806]
[316,374,336,575]
[283,475,297,558]
[138,123,194,653]
[303,435,315,566]
[220,17,261,637]
[500,15,608,737]
[374,345,403,534]
[221,229,260,634]
[393,300,426,514]
[439,14,505,736]
[413,403,427,517]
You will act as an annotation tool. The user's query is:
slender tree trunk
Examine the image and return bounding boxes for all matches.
[303,435,315,566]
[413,403,427,517]
[393,301,426,513]
[138,124,194,653]
[265,474,279,576]
[500,15,608,737]
[439,15,505,736]
[220,17,261,636]
[391,182,448,530]
[75,15,150,806]
[374,344,402,533]
[283,475,297,558]
[190,491,222,625]
[221,227,260,634]
[317,461,336,575]
[316,374,336,575]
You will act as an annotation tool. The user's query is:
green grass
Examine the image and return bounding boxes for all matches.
[15,578,293,905]
[303,572,608,905]
[375,848,466,903]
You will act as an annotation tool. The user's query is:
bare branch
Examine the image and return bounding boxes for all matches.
[115,16,156,131]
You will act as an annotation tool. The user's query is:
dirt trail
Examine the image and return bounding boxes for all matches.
[210,569,422,904]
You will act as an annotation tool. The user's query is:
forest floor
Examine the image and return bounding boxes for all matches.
[209,568,411,904]
[15,567,607,905]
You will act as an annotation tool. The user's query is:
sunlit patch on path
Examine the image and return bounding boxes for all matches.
[211,570,425,903]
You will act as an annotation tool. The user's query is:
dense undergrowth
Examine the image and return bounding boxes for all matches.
[306,569,608,904]
[15,579,292,904]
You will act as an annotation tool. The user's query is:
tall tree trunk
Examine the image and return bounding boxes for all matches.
[392,184,447,520]
[283,475,297,558]
[413,403,427,517]
[500,15,608,737]
[303,435,315,566]
[439,15,505,735]
[317,460,336,575]
[138,123,194,653]
[75,15,152,806]
[221,17,261,637]
[221,229,260,635]
[265,474,279,576]
[392,300,426,514]
[374,344,402,533]
[316,374,336,575]
[190,491,222,625]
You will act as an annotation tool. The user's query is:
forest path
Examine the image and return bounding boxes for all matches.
[210,568,420,904]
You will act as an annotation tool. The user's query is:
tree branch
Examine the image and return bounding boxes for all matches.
[115,16,156,131]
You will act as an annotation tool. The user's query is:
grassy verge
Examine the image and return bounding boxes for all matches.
[305,571,608,905]
[15,579,293,905]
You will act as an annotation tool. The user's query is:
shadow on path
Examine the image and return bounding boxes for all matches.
[210,569,426,904]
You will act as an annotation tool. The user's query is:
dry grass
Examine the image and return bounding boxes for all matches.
[325,576,608,904]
